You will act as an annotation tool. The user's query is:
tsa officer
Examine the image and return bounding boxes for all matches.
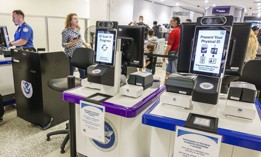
[10,10,34,48]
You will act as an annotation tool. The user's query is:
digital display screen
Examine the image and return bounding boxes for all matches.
[193,117,211,127]
[0,26,10,48]
[95,30,116,65]
[3,27,10,47]
[190,27,231,78]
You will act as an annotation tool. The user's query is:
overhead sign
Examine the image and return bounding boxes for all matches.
[212,6,230,14]
[173,11,190,16]
[173,126,222,157]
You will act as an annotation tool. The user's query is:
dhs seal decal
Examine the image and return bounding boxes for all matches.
[21,80,33,98]
[92,69,101,74]
[91,119,118,152]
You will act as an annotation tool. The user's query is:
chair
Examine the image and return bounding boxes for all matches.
[239,59,261,99]
[46,47,94,154]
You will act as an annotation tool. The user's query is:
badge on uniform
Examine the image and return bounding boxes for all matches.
[23,27,29,32]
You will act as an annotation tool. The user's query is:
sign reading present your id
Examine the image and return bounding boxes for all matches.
[173,126,222,157]
[80,100,105,143]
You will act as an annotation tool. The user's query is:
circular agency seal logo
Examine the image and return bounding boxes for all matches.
[21,80,33,98]
[199,82,214,90]
[91,119,118,152]
[92,69,101,74]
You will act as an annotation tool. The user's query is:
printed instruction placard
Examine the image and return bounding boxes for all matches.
[193,30,226,74]
[173,126,222,157]
[80,100,105,143]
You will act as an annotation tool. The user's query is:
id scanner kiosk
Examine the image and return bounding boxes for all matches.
[190,16,233,117]
[81,21,121,96]
[65,21,164,157]
[120,71,153,98]
[224,82,257,120]
[81,21,154,98]
[161,73,196,108]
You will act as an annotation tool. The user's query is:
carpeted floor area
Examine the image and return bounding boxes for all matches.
[0,106,70,157]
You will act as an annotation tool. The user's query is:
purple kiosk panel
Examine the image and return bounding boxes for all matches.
[63,86,166,118]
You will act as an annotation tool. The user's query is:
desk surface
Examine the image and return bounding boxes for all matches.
[142,98,261,151]
[63,86,166,118]
[0,57,11,65]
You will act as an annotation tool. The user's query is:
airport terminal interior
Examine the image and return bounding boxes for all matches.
[1,0,261,157]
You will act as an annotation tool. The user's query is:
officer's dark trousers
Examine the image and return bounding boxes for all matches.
[0,95,4,118]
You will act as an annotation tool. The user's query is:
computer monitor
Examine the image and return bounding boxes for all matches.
[0,26,10,49]
[225,22,251,76]
[118,25,145,69]
[94,28,117,66]
[190,26,232,78]
[177,23,196,73]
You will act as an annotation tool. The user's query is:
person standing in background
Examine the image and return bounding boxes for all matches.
[10,10,34,48]
[136,16,150,39]
[245,29,259,63]
[147,29,158,42]
[185,19,192,23]
[163,17,181,79]
[252,26,259,36]
[152,21,160,38]
[62,13,91,78]
[136,16,150,29]
[128,20,137,26]
[143,43,155,73]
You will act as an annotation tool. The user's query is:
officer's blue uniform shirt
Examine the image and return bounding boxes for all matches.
[14,22,34,48]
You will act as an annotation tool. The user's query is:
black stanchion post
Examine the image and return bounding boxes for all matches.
[67,76,76,157]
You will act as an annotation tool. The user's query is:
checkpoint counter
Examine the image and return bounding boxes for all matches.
[11,50,69,128]
[142,98,261,157]
[0,51,15,106]
[63,85,165,157]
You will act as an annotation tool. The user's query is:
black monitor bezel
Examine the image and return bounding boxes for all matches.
[190,26,231,78]
[177,22,196,73]
[225,22,251,76]
[94,28,117,66]
[118,25,145,68]
[0,26,10,49]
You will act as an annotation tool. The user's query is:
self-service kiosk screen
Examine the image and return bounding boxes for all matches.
[95,29,117,65]
[0,26,10,48]
[190,27,231,78]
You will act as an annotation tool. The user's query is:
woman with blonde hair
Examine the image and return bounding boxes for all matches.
[245,29,259,63]
[62,13,90,78]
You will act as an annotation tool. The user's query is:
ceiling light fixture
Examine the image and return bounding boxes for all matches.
[204,0,208,3]
[176,2,180,6]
